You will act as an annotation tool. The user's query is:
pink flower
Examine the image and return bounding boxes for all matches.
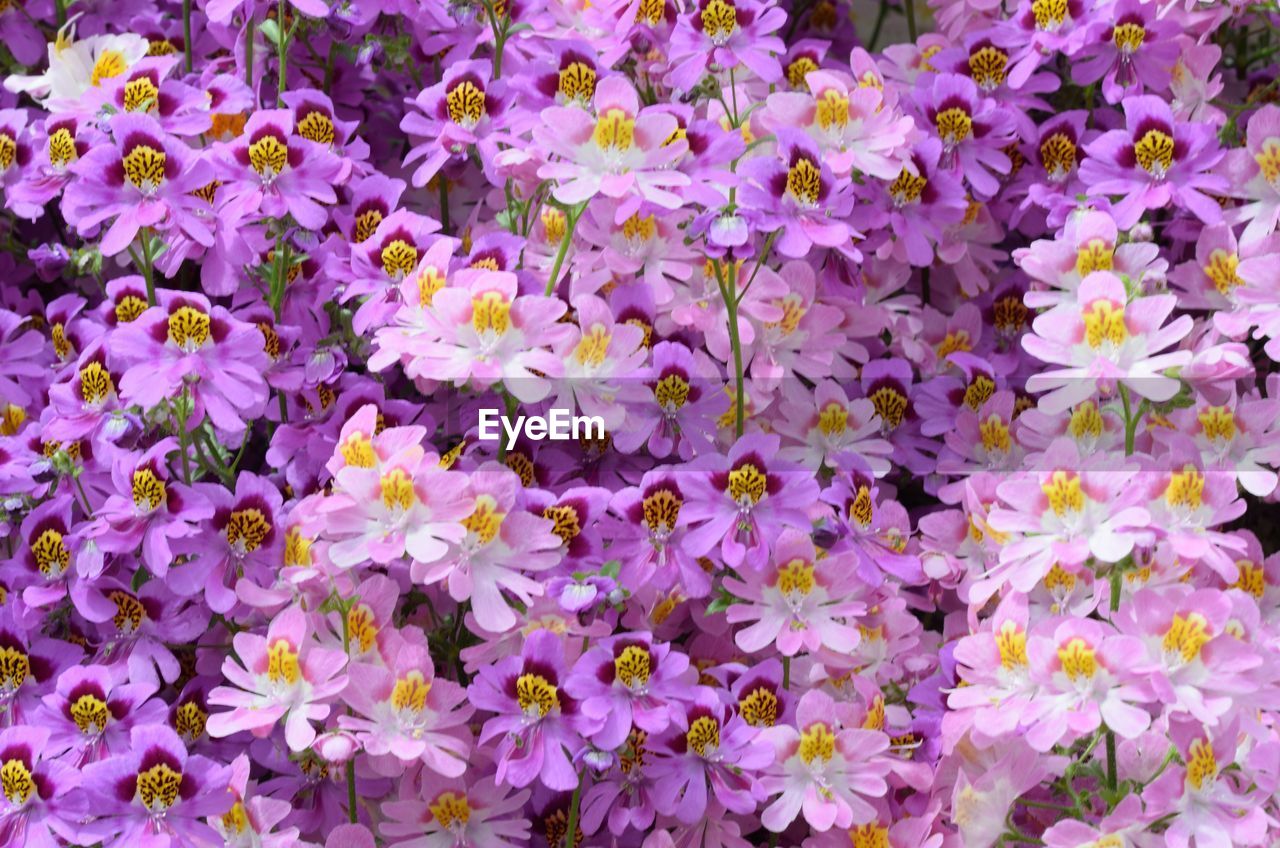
[207,605,349,751]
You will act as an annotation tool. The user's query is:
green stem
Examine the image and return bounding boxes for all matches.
[276,0,288,104]
[867,0,890,50]
[563,769,585,847]
[183,0,194,73]
[438,176,452,235]
[544,202,587,296]
[175,394,193,485]
[54,0,66,28]
[781,655,791,689]
[339,595,359,824]
[903,0,918,41]
[1119,384,1138,456]
[245,17,256,91]
[718,261,746,438]
[1105,727,1118,793]
[137,231,157,306]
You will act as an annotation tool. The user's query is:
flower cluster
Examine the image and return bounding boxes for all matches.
[2,0,1280,846]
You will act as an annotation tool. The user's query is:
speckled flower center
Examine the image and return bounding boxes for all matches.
[174,701,208,742]
[727,462,767,504]
[136,762,181,811]
[1068,401,1103,440]
[32,528,70,576]
[700,0,737,43]
[339,432,375,467]
[935,107,973,147]
[48,127,77,168]
[777,558,815,596]
[168,305,210,351]
[91,49,128,86]
[70,693,111,734]
[738,686,778,726]
[614,645,652,687]
[123,76,159,112]
[1198,405,1235,442]
[267,640,300,684]
[1112,22,1145,53]
[110,590,147,632]
[381,238,418,280]
[558,62,596,103]
[850,484,873,527]
[297,110,335,146]
[1165,465,1204,510]
[380,468,415,511]
[123,143,166,192]
[446,80,486,128]
[516,672,559,717]
[639,0,664,23]
[1031,0,1067,31]
[0,647,30,692]
[686,715,720,756]
[817,401,847,436]
[888,168,926,205]
[132,466,165,512]
[464,495,505,544]
[354,208,382,243]
[787,56,819,88]
[1256,139,1280,185]
[0,760,34,806]
[471,291,511,336]
[1186,739,1216,790]
[248,134,289,179]
[996,620,1028,669]
[1134,128,1174,177]
[1040,131,1076,179]
[543,504,581,544]
[642,487,682,533]
[968,46,1008,90]
[0,133,15,172]
[1204,249,1241,295]
[622,212,656,243]
[79,361,115,405]
[786,156,822,206]
[226,507,271,554]
[285,527,313,567]
[868,385,907,429]
[979,414,1012,453]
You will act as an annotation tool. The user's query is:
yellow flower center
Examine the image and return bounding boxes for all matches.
[0,647,30,691]
[851,824,891,848]
[173,700,207,742]
[380,468,415,511]
[1165,465,1204,510]
[347,603,378,653]
[463,495,505,544]
[777,558,815,596]
[815,89,849,131]
[248,134,288,178]
[91,49,128,86]
[1,759,35,806]
[32,528,70,577]
[1069,400,1104,440]
[979,415,1011,453]
[542,207,566,244]
[1112,22,1145,53]
[1057,637,1097,680]
[1041,470,1085,516]
[123,76,159,112]
[868,385,908,429]
[115,295,147,323]
[284,526,312,568]
[70,692,110,734]
[0,133,14,172]
[786,56,819,88]
[1031,0,1068,30]
[392,670,432,711]
[1204,249,1242,296]
[543,504,582,545]
[48,127,77,168]
[1082,300,1127,349]
[1075,238,1114,276]
[471,291,511,336]
[642,486,682,534]
[381,239,418,280]
[1186,738,1217,790]
[622,212,656,243]
[996,620,1028,669]
[109,589,147,632]
[429,791,472,829]
[798,722,836,763]
[574,324,611,367]
[786,157,823,206]
[266,639,300,685]
[638,0,664,24]
[850,485,874,527]
[79,361,115,405]
[593,108,635,152]
[1255,139,1280,185]
[818,401,848,436]
[964,374,996,411]
[1163,612,1210,662]
[353,208,382,243]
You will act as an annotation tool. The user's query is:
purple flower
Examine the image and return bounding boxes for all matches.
[0,725,87,848]
[1080,94,1228,228]
[469,629,583,791]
